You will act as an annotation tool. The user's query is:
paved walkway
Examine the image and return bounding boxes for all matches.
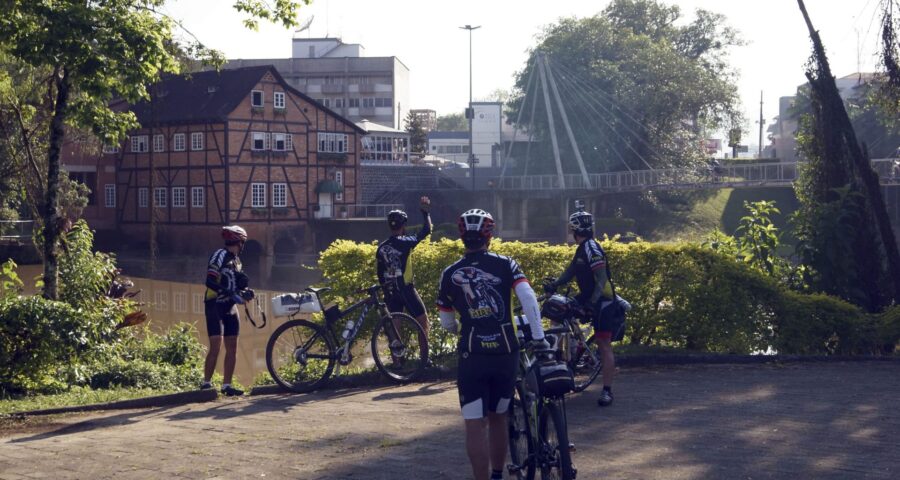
[1,362,898,479]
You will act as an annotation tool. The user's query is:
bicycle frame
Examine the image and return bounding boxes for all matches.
[317,289,389,365]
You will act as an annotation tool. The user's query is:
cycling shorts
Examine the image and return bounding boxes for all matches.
[385,283,426,318]
[205,300,239,337]
[457,351,518,420]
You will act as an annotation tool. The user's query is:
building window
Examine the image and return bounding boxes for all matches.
[274,92,285,109]
[272,183,287,207]
[191,187,204,208]
[192,293,204,314]
[251,183,266,208]
[348,98,360,108]
[172,187,186,207]
[333,98,344,109]
[138,188,148,208]
[154,187,167,207]
[362,97,375,108]
[104,184,116,208]
[173,133,186,151]
[272,133,292,152]
[335,171,343,202]
[191,132,203,151]
[154,290,168,311]
[251,90,264,107]
[131,135,149,153]
[375,97,392,108]
[102,144,120,154]
[252,132,268,151]
[317,133,348,153]
[153,134,165,152]
[173,292,187,313]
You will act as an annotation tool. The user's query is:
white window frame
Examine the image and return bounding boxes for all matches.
[172,187,186,207]
[102,144,120,154]
[252,132,268,151]
[138,188,148,208]
[251,183,266,208]
[335,171,344,201]
[192,293,204,314]
[153,134,165,152]
[173,133,186,151]
[173,291,187,313]
[104,184,116,208]
[317,133,349,153]
[131,135,149,153]
[154,187,167,207]
[272,133,293,152]
[274,91,286,109]
[272,183,287,207]
[154,290,168,311]
[251,90,264,107]
[191,132,203,151]
[191,186,204,208]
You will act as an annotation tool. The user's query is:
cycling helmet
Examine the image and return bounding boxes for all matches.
[387,210,408,230]
[222,225,248,245]
[458,209,495,249]
[568,210,594,237]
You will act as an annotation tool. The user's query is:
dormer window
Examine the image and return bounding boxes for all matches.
[251,90,264,107]
[274,92,285,110]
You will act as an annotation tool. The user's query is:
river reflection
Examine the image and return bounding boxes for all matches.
[16,264,317,386]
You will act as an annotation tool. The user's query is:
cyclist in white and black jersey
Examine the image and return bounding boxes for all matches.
[437,209,548,480]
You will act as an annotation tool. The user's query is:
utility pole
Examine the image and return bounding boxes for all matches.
[460,24,480,190]
[758,90,764,158]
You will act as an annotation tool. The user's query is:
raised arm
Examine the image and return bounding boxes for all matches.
[514,280,545,340]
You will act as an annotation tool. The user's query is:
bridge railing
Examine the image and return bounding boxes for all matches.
[0,220,35,241]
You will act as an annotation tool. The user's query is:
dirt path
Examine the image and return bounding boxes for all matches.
[1,362,898,479]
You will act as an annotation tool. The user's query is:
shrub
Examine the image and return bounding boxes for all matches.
[317,237,887,356]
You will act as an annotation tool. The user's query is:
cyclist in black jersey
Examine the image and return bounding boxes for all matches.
[544,206,618,407]
[376,196,432,336]
[201,225,255,396]
[437,208,548,480]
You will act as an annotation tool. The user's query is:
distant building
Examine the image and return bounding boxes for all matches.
[224,38,410,130]
[356,119,411,164]
[409,109,437,131]
[426,102,503,168]
[61,65,365,275]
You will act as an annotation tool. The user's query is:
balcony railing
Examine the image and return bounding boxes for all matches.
[312,204,403,220]
[0,220,35,242]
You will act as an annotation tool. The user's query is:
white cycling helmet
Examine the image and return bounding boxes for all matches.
[222,225,248,245]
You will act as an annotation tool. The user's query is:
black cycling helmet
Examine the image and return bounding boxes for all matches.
[458,208,495,249]
[568,210,594,237]
[387,209,408,230]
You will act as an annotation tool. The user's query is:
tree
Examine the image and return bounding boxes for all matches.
[404,110,427,153]
[0,0,305,300]
[506,0,744,174]
[435,113,468,132]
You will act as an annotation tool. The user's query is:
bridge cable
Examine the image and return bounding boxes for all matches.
[502,56,538,181]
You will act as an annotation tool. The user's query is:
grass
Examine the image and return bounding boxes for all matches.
[0,386,179,415]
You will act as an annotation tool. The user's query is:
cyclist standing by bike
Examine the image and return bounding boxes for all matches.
[544,205,618,407]
[377,196,432,336]
[437,209,548,480]
[201,225,255,396]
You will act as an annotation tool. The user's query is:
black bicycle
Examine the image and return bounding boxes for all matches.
[265,285,429,393]
[540,283,604,394]
[508,331,577,479]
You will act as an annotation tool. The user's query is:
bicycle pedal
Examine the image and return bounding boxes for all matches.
[569,442,576,452]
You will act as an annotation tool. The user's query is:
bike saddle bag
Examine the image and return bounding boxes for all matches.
[531,358,575,398]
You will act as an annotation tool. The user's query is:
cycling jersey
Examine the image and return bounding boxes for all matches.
[566,238,612,306]
[436,251,529,354]
[376,212,431,288]
[205,248,242,302]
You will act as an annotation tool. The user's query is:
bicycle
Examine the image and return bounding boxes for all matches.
[265,285,429,393]
[507,323,577,479]
[539,284,604,394]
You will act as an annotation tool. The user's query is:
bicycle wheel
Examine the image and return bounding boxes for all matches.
[266,319,336,393]
[508,384,536,480]
[568,331,602,393]
[371,312,429,382]
[538,401,575,480]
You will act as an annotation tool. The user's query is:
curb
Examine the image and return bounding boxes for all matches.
[250,353,900,395]
[7,389,218,417]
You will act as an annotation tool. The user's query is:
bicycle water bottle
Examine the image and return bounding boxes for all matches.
[342,320,354,340]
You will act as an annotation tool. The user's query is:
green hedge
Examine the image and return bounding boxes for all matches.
[317,238,899,356]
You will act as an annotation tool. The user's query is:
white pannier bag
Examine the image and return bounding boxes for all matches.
[271,292,322,317]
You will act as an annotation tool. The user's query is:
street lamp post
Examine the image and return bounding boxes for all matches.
[460,24,480,190]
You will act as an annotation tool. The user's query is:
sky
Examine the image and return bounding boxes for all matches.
[164,0,888,148]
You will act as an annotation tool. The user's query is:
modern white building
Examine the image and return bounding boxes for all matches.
[426,102,503,168]
[225,38,410,129]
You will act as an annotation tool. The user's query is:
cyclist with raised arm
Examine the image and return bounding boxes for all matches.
[377,196,432,336]
[544,205,618,407]
[437,209,548,480]
[201,225,255,396]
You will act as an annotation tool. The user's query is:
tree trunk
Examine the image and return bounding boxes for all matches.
[797,0,900,305]
[42,67,70,300]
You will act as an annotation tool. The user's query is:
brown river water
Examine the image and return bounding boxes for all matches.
[14,264,348,386]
